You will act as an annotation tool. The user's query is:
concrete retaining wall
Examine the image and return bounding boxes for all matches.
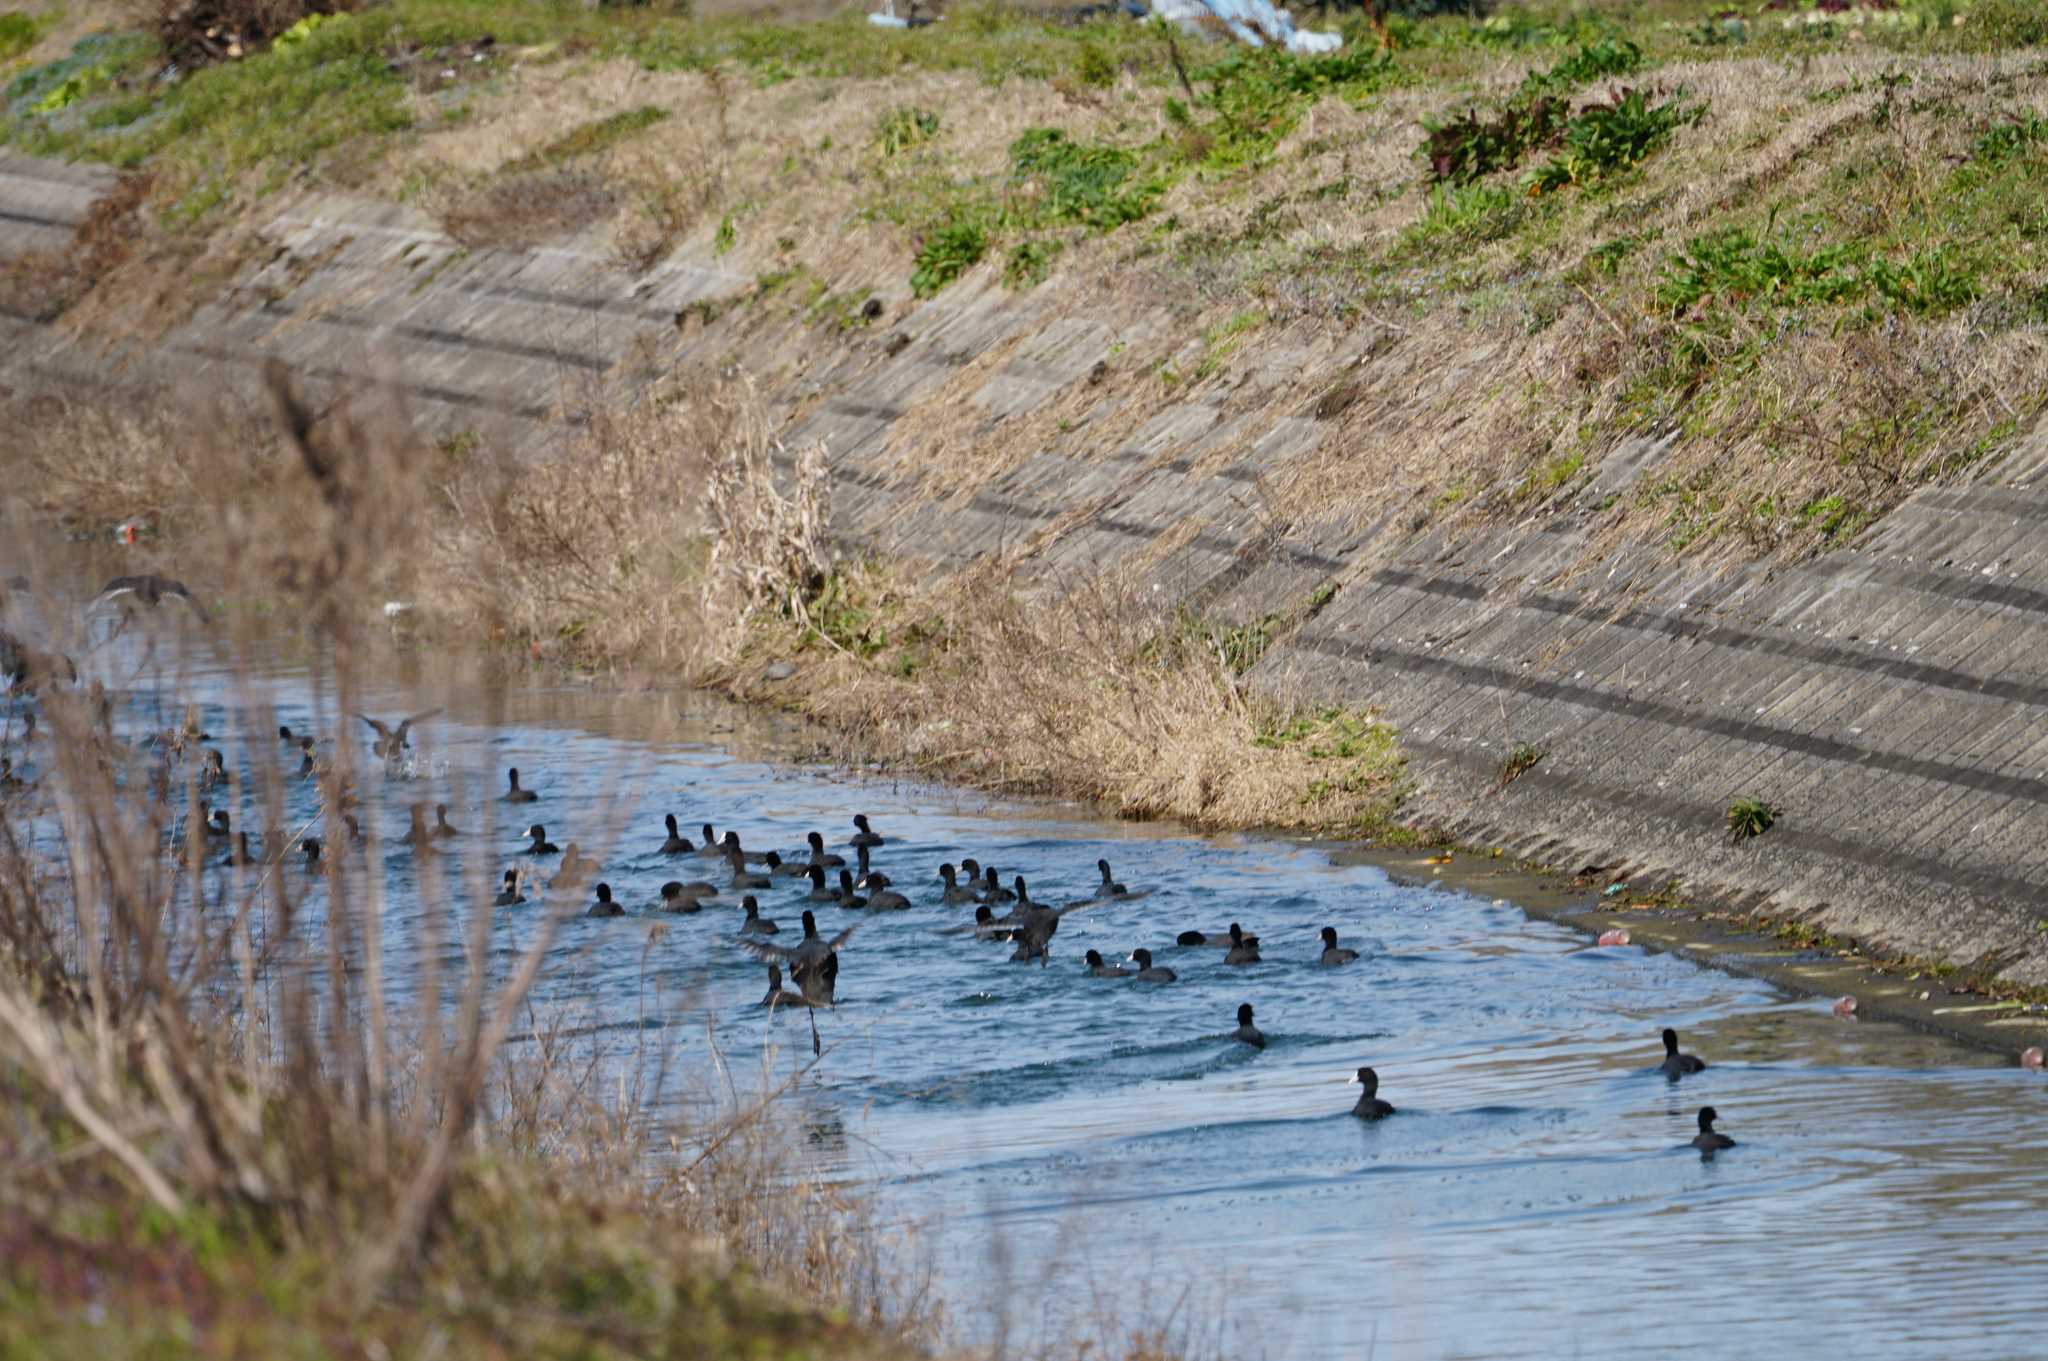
[9,152,2048,984]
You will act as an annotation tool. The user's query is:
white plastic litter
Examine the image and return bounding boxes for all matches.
[1149,0,1341,54]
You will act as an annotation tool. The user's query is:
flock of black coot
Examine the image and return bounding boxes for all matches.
[495,791,1738,1148]
[1,581,1740,1151]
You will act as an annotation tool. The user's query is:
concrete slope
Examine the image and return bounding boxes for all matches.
[6,158,2048,984]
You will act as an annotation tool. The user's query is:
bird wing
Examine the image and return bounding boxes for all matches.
[393,708,443,742]
[736,937,802,963]
[92,575,146,602]
[354,713,395,740]
[826,921,864,950]
[156,578,207,617]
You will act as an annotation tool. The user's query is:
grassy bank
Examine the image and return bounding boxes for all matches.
[9,0,2048,562]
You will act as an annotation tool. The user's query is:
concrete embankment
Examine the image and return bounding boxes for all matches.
[9,148,2048,986]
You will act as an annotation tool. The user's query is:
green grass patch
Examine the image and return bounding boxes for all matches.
[1659,228,1980,318]
[1726,795,1779,842]
[0,13,38,64]
[1179,44,1397,174]
[876,105,939,156]
[1526,87,1700,193]
[1009,126,1165,230]
[1403,180,1523,254]
[1003,236,1062,289]
[910,213,988,297]
[1420,39,1642,184]
[1496,742,1545,789]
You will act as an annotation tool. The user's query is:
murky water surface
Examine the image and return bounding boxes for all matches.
[5,574,2045,1360]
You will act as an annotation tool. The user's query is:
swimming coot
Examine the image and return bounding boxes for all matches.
[728,849,770,890]
[502,767,539,803]
[937,863,978,906]
[739,895,779,935]
[523,824,559,855]
[1084,949,1132,978]
[865,872,911,911]
[834,869,868,910]
[1690,1106,1735,1155]
[803,864,838,903]
[587,883,623,918]
[660,813,693,855]
[759,964,811,1010]
[1128,949,1177,983]
[1349,1067,1395,1120]
[1232,1003,1265,1049]
[1659,1028,1706,1079]
[400,804,435,849]
[849,813,884,849]
[805,830,846,869]
[1091,857,1152,901]
[1224,924,1262,966]
[433,804,461,839]
[1318,926,1359,967]
[721,830,773,866]
[494,869,524,906]
[659,880,716,913]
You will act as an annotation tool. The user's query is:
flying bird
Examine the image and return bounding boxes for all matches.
[90,574,207,619]
[354,708,442,760]
[738,909,860,1007]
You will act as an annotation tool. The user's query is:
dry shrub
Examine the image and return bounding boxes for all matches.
[433,378,713,667]
[610,153,715,273]
[700,404,831,658]
[432,168,618,252]
[778,562,1406,831]
[156,0,356,66]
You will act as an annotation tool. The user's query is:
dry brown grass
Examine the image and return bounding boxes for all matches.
[430,167,620,252]
[428,373,826,670]
[734,559,1407,831]
[0,170,151,323]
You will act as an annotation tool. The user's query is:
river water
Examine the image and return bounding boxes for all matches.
[5,579,2045,1361]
